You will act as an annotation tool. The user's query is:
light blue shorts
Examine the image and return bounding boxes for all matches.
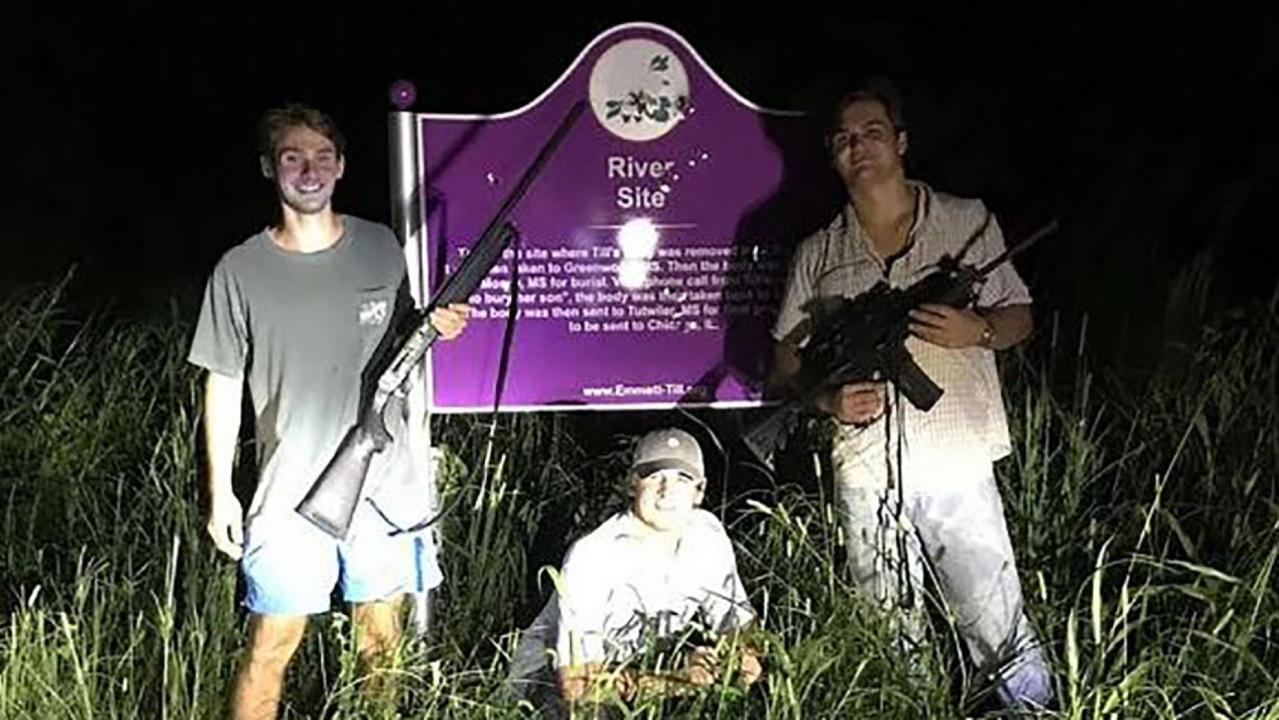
[240,500,443,615]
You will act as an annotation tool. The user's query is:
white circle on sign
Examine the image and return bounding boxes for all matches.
[588,38,690,142]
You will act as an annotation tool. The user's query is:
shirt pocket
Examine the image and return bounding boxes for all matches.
[356,285,397,365]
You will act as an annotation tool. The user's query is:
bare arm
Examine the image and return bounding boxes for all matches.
[557,663,608,703]
[908,302,1033,351]
[769,340,802,396]
[978,303,1033,350]
[557,639,762,702]
[428,303,471,340]
[203,370,245,560]
[772,339,884,426]
[677,638,762,690]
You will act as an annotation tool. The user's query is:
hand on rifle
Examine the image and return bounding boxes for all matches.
[908,303,988,348]
[687,644,763,688]
[685,646,720,688]
[206,491,245,560]
[820,382,886,426]
[429,303,471,340]
[619,645,762,699]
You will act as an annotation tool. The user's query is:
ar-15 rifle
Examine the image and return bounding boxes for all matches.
[742,219,1057,466]
[296,101,586,539]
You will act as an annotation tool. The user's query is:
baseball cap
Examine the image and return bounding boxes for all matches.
[630,428,705,481]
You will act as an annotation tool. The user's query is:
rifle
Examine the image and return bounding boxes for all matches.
[743,219,1057,466]
[297,100,586,539]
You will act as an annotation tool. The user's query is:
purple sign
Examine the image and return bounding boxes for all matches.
[414,22,837,412]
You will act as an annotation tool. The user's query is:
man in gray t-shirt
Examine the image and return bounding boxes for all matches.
[188,104,468,719]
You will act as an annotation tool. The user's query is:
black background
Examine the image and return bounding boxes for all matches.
[7,5,1276,372]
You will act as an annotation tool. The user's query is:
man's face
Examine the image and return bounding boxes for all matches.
[262,125,345,215]
[631,468,705,533]
[829,99,907,189]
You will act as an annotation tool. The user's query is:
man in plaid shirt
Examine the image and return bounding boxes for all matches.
[771,79,1052,711]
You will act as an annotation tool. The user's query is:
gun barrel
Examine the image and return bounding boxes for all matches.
[975,219,1058,277]
[481,101,585,243]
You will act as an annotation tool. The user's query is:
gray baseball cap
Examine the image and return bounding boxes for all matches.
[630,428,705,480]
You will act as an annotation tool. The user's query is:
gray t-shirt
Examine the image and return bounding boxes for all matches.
[188,216,424,529]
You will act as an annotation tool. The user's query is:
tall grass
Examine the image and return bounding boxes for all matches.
[0,280,1276,718]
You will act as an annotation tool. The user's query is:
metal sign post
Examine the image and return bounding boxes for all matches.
[389,87,436,637]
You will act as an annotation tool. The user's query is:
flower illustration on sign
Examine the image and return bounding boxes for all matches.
[589,39,690,142]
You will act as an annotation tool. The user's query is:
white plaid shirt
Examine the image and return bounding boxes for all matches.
[773,182,1032,483]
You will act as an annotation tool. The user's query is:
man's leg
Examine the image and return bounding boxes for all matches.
[235,513,339,720]
[350,594,408,706]
[232,613,308,720]
[506,594,560,703]
[351,593,407,667]
[915,472,1054,710]
[832,428,928,648]
[836,484,926,610]
[340,495,439,703]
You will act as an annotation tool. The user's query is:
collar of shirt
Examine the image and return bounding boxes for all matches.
[837,180,934,276]
[610,510,691,552]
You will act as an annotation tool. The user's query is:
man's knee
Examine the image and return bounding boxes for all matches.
[352,596,406,662]
[244,615,308,673]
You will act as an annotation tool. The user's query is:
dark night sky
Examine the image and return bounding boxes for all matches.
[6,4,1277,365]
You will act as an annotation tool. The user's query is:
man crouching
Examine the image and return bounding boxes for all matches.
[508,428,762,713]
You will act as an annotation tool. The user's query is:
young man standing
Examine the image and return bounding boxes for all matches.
[508,428,761,714]
[189,104,469,719]
[771,80,1052,711]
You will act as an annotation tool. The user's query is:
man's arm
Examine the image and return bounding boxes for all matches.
[772,338,885,426]
[769,339,802,396]
[769,237,884,426]
[428,303,470,340]
[203,370,245,560]
[557,640,761,703]
[908,302,1033,351]
[557,663,611,702]
[678,631,763,689]
[978,303,1033,350]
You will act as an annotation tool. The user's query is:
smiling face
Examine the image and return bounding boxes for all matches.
[630,468,706,534]
[261,125,345,216]
[828,98,908,191]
